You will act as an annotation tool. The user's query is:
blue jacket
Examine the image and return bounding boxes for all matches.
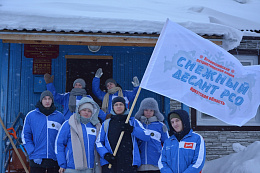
[158,129,205,173]
[46,83,107,122]
[92,77,138,113]
[158,110,205,173]
[21,108,65,160]
[138,122,169,167]
[96,117,151,167]
[55,120,98,169]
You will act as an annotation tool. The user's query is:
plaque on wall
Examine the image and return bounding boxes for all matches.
[33,58,52,75]
[24,44,59,59]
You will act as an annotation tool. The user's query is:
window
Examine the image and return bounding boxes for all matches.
[195,55,260,127]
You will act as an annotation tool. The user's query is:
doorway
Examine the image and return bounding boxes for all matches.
[65,55,113,106]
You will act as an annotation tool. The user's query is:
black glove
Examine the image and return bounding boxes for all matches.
[104,153,116,164]
[121,123,133,133]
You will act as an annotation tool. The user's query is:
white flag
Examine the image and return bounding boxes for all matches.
[140,19,260,126]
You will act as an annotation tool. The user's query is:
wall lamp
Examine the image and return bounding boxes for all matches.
[88,45,101,53]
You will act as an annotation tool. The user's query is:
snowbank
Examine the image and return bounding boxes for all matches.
[203,141,260,173]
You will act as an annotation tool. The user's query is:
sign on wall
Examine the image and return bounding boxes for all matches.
[24,44,59,75]
[33,58,52,75]
[24,44,59,59]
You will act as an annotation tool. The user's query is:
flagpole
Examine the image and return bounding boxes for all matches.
[108,87,142,169]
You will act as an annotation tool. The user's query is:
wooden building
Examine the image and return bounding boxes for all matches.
[0,30,171,172]
[0,1,260,172]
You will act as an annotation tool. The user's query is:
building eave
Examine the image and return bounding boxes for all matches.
[0,30,223,47]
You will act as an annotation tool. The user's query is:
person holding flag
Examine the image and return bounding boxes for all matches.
[158,109,205,173]
[95,96,151,173]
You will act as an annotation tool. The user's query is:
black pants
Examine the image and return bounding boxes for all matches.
[29,159,59,173]
[137,171,160,173]
[30,167,59,173]
[102,164,138,173]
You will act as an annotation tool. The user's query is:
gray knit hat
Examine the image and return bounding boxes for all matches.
[105,78,117,87]
[135,98,164,122]
[73,78,86,88]
[40,90,54,102]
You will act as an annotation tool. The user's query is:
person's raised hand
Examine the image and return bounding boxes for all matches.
[44,73,54,84]
[95,68,103,78]
[132,76,139,87]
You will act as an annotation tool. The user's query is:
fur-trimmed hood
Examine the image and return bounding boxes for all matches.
[75,97,100,125]
[135,98,164,122]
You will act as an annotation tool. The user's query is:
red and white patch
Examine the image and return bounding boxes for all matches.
[184,142,194,149]
[179,141,196,150]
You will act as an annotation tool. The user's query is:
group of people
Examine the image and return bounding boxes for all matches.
[21,68,206,173]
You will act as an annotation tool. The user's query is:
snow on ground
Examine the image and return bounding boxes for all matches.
[203,141,260,173]
[0,0,260,50]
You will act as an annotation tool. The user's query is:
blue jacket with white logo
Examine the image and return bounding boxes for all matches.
[92,77,138,113]
[21,108,64,160]
[55,120,97,169]
[138,122,169,167]
[96,116,151,167]
[158,130,205,173]
[158,110,205,173]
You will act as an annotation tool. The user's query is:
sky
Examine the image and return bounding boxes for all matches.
[0,0,260,50]
[0,0,260,172]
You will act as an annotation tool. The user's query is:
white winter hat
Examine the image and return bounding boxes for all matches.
[78,103,94,113]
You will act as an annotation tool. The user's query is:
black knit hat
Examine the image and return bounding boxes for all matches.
[112,96,126,108]
[105,78,117,87]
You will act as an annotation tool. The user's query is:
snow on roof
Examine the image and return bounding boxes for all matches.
[0,0,260,50]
